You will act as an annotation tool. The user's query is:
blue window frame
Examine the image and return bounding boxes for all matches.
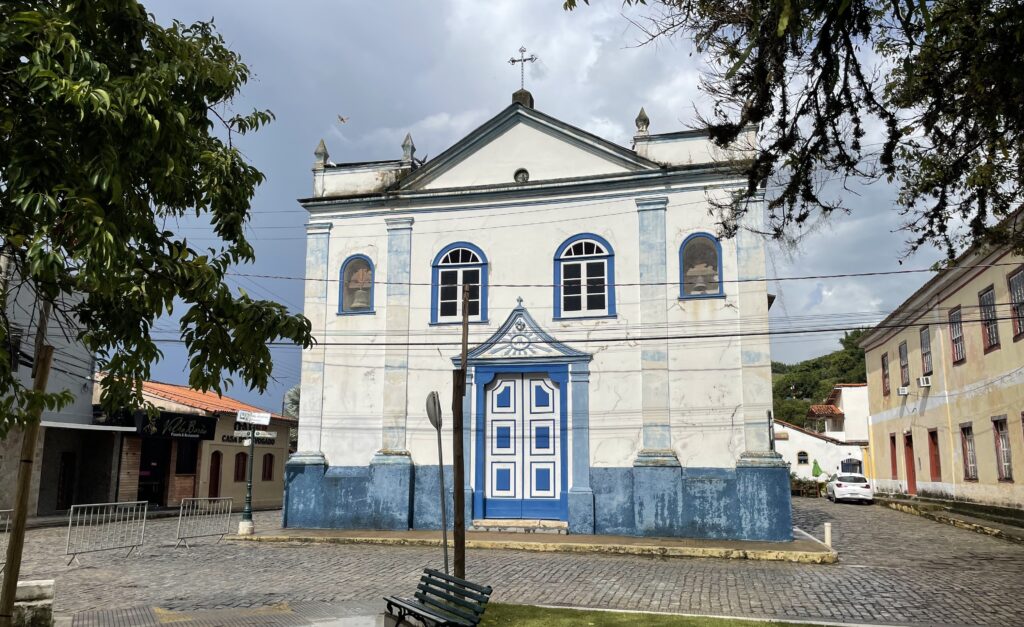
[431,242,488,324]
[339,254,375,314]
[679,233,724,299]
[553,233,616,319]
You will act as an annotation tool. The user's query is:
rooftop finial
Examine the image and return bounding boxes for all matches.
[401,133,415,164]
[313,138,329,170]
[635,107,650,136]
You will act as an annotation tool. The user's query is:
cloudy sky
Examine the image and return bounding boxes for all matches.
[147,0,943,411]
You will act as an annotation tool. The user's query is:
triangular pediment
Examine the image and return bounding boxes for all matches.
[456,300,590,365]
[401,104,659,191]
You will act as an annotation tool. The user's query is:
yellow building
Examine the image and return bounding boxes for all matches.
[860,235,1023,510]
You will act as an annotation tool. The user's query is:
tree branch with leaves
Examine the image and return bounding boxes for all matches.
[565,0,1023,257]
[0,0,313,437]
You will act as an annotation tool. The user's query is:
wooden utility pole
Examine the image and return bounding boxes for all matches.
[0,295,53,627]
[0,343,53,627]
[451,283,470,579]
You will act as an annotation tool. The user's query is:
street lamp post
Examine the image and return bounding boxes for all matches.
[236,410,270,535]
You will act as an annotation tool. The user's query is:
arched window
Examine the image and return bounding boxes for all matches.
[261,453,275,481]
[234,452,248,482]
[339,254,374,314]
[554,234,616,318]
[431,242,488,324]
[680,233,723,298]
[797,451,809,465]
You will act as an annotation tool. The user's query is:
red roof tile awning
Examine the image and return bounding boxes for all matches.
[141,380,293,422]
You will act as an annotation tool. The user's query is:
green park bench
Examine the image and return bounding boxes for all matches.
[385,568,493,626]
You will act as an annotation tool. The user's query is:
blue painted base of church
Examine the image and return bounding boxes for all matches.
[284,458,791,542]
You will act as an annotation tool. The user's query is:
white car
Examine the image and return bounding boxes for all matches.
[826,473,874,504]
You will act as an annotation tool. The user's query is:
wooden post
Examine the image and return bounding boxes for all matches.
[0,344,53,627]
[451,283,470,579]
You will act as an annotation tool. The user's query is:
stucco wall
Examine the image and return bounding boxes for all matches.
[863,248,1024,508]
[197,417,291,510]
[774,423,863,481]
[836,387,869,442]
[303,184,766,473]
[291,108,786,539]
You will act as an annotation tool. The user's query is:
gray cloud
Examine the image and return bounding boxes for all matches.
[145,0,943,409]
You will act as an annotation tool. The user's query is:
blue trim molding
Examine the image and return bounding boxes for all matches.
[430,241,489,324]
[337,253,375,315]
[553,232,617,320]
[679,232,725,300]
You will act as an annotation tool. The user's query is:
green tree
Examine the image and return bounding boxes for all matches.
[565,0,1024,257]
[0,0,313,437]
[770,330,867,427]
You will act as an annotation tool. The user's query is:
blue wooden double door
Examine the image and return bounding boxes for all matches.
[483,373,566,519]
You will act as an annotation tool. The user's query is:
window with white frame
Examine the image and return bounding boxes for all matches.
[881,353,891,396]
[961,424,978,480]
[920,326,932,376]
[555,235,614,318]
[797,451,809,465]
[898,341,910,387]
[979,286,1000,350]
[431,244,487,324]
[1010,268,1024,337]
[993,416,1012,481]
[680,233,723,298]
[949,307,966,363]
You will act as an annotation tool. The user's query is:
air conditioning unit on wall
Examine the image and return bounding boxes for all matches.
[897,386,910,396]
[918,376,932,387]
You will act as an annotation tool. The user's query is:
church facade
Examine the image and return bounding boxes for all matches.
[284,91,791,541]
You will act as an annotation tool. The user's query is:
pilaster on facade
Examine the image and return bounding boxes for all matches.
[735,197,774,455]
[634,197,678,465]
[295,222,332,456]
[380,217,415,454]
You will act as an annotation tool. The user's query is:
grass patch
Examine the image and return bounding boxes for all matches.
[481,603,819,626]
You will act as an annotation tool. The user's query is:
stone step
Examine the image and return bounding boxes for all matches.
[469,519,568,534]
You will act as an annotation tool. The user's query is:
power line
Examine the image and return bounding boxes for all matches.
[144,313,1021,349]
[228,261,1022,287]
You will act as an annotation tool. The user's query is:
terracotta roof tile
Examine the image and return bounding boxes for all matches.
[142,380,293,422]
[807,404,844,416]
[774,419,847,445]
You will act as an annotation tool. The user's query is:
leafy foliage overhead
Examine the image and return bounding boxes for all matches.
[565,0,1024,257]
[0,0,313,436]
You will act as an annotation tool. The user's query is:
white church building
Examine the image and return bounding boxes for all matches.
[284,90,792,541]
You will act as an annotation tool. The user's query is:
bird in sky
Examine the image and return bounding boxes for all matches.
[337,115,349,124]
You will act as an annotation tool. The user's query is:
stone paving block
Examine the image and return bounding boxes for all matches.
[13,503,1024,626]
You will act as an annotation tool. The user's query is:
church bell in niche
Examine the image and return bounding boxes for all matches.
[344,259,373,310]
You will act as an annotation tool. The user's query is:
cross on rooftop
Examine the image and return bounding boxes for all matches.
[508,46,538,90]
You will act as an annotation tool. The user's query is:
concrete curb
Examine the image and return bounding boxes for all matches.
[883,502,1024,545]
[227,533,838,564]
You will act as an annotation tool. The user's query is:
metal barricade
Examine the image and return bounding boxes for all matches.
[175,497,233,549]
[65,501,147,565]
[0,509,11,573]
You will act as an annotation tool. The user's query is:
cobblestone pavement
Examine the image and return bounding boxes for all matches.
[12,500,1024,626]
